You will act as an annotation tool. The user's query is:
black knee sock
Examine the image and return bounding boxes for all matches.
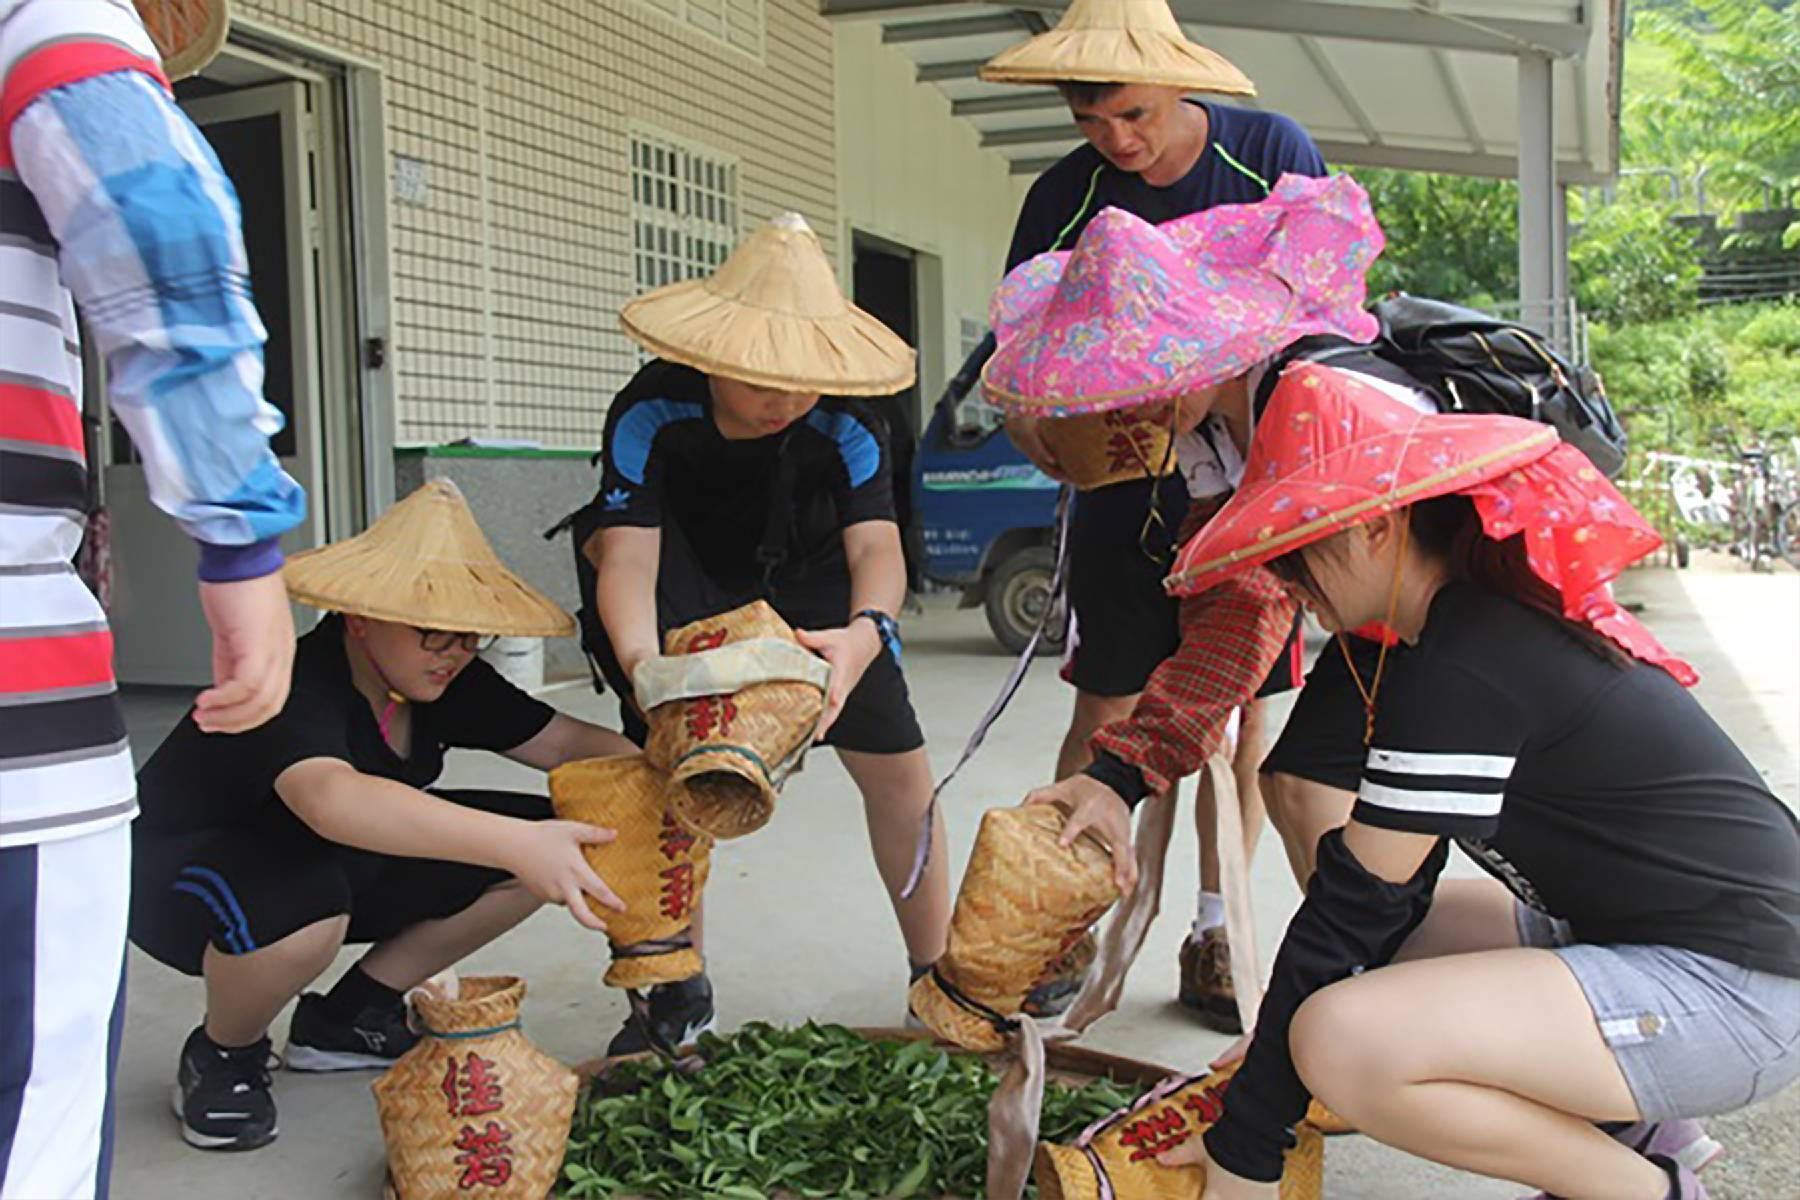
[321,962,403,1022]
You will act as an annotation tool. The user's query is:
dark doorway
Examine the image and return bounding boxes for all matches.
[852,236,923,593]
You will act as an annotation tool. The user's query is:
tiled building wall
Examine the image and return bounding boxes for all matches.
[237,0,838,449]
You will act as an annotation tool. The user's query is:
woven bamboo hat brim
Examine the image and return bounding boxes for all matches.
[283,479,575,638]
[620,213,917,396]
[980,0,1254,95]
[133,0,231,81]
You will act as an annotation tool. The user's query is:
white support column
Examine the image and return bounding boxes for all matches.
[1552,182,1571,348]
[1516,53,1556,332]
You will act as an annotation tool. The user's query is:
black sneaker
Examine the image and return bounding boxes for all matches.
[606,973,716,1057]
[285,991,419,1071]
[172,1026,278,1151]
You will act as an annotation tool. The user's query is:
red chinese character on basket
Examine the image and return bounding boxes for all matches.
[658,811,696,860]
[660,862,696,919]
[685,628,730,653]
[1118,1105,1190,1162]
[453,1121,514,1189]
[439,1052,505,1118]
[1104,428,1156,472]
[684,694,738,741]
[1182,1082,1227,1126]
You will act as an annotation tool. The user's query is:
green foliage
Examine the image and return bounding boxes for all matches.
[1568,201,1702,325]
[1629,0,1800,232]
[560,1022,1143,1199]
[1592,301,1800,457]
[1349,168,1517,306]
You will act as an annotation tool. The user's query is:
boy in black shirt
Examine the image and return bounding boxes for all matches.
[131,482,635,1153]
[585,213,950,1052]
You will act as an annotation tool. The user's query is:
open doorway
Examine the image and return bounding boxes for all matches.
[91,40,379,685]
[852,233,924,594]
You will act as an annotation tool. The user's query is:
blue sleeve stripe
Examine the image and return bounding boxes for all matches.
[805,409,881,489]
[611,398,703,484]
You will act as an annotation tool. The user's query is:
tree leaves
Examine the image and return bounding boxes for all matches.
[560,1022,1139,1199]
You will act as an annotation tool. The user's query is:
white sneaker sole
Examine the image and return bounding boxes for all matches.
[170,1084,277,1151]
[284,1043,401,1072]
[1673,1133,1724,1175]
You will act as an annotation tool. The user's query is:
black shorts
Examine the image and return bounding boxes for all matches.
[1064,476,1190,697]
[1261,634,1384,791]
[129,789,548,977]
[586,519,925,757]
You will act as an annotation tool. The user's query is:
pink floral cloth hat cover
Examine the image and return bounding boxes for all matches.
[982,172,1385,416]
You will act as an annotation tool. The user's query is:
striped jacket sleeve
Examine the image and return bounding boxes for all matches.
[1353,659,1527,839]
[4,3,304,582]
[1089,566,1298,797]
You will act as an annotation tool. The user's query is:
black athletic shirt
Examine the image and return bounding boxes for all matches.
[1358,583,1800,974]
[594,360,896,615]
[135,615,556,837]
[1204,582,1800,1183]
[1006,102,1326,527]
[1005,101,1327,271]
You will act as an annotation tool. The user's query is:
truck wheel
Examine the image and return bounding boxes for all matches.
[984,546,1064,656]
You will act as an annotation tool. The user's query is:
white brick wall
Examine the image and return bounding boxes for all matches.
[238,0,838,449]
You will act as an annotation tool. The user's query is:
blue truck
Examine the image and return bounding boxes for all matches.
[912,335,1066,654]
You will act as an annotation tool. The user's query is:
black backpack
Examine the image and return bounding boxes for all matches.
[1257,294,1629,478]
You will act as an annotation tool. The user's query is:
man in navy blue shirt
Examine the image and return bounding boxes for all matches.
[981,0,1326,1027]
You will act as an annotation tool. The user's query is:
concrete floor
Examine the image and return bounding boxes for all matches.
[111,554,1799,1199]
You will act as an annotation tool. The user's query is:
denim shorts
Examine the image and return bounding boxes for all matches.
[1516,903,1800,1121]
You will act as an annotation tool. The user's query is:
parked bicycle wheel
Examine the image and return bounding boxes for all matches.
[1777,501,1800,570]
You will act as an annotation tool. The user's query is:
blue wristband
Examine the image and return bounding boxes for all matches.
[853,608,902,665]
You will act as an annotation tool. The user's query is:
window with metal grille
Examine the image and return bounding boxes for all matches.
[630,131,740,326]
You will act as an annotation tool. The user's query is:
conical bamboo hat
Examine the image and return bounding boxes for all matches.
[980,0,1254,94]
[621,213,916,396]
[283,480,574,638]
[133,0,231,81]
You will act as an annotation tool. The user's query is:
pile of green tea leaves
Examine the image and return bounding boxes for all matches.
[561,1022,1139,1199]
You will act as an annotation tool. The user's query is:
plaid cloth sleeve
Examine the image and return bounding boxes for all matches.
[1089,565,1298,797]
[10,69,305,582]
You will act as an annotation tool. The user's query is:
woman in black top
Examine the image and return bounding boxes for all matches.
[1157,366,1800,1200]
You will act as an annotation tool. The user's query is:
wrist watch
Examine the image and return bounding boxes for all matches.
[852,608,902,665]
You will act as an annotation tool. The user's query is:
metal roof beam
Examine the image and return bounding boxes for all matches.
[981,124,1080,147]
[984,0,1592,58]
[1005,140,1609,185]
[1297,36,1382,146]
[914,57,988,81]
[882,13,1029,42]
[951,91,1064,116]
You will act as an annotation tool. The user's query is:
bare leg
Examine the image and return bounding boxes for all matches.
[357,879,542,992]
[838,747,950,965]
[1394,876,1521,962]
[202,915,348,1046]
[1262,772,1354,887]
[1054,690,1138,781]
[1292,950,1663,1198]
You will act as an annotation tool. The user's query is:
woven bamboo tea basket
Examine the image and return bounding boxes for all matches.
[909,805,1120,1052]
[549,754,712,989]
[1035,1069,1324,1200]
[373,976,578,1200]
[1038,409,1177,491]
[644,601,825,840]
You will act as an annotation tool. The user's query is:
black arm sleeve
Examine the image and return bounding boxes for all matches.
[1083,749,1152,808]
[1202,829,1449,1182]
